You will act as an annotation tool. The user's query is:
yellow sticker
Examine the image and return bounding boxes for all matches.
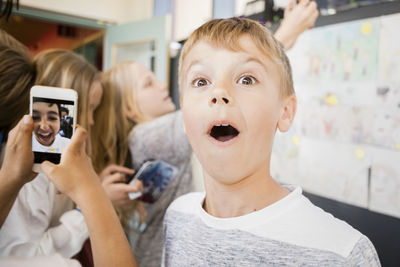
[355,148,365,159]
[396,143,400,150]
[325,94,338,106]
[292,136,300,146]
[50,149,55,152]
[361,23,372,35]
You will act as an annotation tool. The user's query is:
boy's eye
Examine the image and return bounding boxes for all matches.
[32,116,40,122]
[192,78,210,87]
[238,76,256,85]
[48,116,59,121]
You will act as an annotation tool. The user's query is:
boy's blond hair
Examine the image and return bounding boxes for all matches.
[178,17,294,99]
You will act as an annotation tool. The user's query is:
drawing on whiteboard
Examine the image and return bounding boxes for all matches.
[288,18,379,84]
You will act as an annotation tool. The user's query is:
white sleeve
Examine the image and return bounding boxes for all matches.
[0,253,82,267]
[0,174,89,258]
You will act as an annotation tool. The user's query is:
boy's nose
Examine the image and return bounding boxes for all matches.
[211,97,229,104]
[209,87,232,106]
[40,119,49,130]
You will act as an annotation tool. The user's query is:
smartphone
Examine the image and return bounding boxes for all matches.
[128,160,178,203]
[30,85,78,172]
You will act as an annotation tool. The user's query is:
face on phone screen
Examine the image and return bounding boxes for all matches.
[32,97,75,164]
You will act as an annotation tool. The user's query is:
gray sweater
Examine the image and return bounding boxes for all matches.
[128,110,193,267]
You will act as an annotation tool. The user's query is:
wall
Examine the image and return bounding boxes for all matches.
[173,0,212,41]
[19,0,154,24]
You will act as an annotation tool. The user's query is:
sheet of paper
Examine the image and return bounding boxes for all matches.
[296,138,370,208]
[369,146,400,218]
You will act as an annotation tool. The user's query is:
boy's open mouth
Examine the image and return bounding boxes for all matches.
[36,132,54,144]
[209,124,239,142]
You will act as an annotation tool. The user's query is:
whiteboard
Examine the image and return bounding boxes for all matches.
[272,13,400,218]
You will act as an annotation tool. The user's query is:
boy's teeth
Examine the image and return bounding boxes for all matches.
[221,124,229,126]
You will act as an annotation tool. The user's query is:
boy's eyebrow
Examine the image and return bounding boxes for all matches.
[186,57,270,73]
[242,57,270,73]
[47,111,59,116]
[185,59,202,73]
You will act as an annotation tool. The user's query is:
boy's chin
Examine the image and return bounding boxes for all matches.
[202,162,247,185]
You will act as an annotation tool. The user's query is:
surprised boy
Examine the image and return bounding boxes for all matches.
[163,18,380,266]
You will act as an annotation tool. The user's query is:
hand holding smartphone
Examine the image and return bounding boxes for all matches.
[128,160,178,203]
[30,86,78,172]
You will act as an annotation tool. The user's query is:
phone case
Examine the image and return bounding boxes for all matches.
[128,160,178,203]
[30,85,78,166]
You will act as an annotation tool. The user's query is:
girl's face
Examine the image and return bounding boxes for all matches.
[32,102,60,146]
[133,64,176,120]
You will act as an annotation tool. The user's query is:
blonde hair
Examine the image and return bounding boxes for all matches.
[95,62,151,226]
[90,62,137,173]
[179,17,294,98]
[0,29,35,141]
[33,49,99,132]
[92,61,149,172]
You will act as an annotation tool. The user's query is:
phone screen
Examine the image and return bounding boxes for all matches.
[128,160,178,203]
[32,97,75,164]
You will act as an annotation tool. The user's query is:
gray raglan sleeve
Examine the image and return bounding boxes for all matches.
[345,236,381,267]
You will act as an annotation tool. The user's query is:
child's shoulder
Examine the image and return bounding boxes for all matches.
[130,110,182,136]
[274,191,372,259]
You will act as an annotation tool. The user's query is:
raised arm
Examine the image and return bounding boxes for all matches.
[274,0,319,50]
[41,127,138,267]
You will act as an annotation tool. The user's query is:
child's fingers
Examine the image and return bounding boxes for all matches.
[285,0,295,15]
[299,0,310,6]
[104,172,127,184]
[6,117,23,146]
[106,165,135,176]
[127,179,143,193]
[19,115,34,147]
[66,127,87,154]
[41,160,57,179]
[6,115,33,154]
[307,0,317,12]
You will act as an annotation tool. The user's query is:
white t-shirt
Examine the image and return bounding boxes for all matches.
[32,133,70,153]
[0,254,81,267]
[0,174,89,258]
[162,186,381,266]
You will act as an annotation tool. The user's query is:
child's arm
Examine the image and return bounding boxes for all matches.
[0,115,37,228]
[274,0,319,50]
[41,127,138,267]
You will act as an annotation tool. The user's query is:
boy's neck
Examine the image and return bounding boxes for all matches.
[202,164,289,218]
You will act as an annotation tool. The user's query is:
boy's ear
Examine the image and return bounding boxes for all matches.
[277,95,297,133]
